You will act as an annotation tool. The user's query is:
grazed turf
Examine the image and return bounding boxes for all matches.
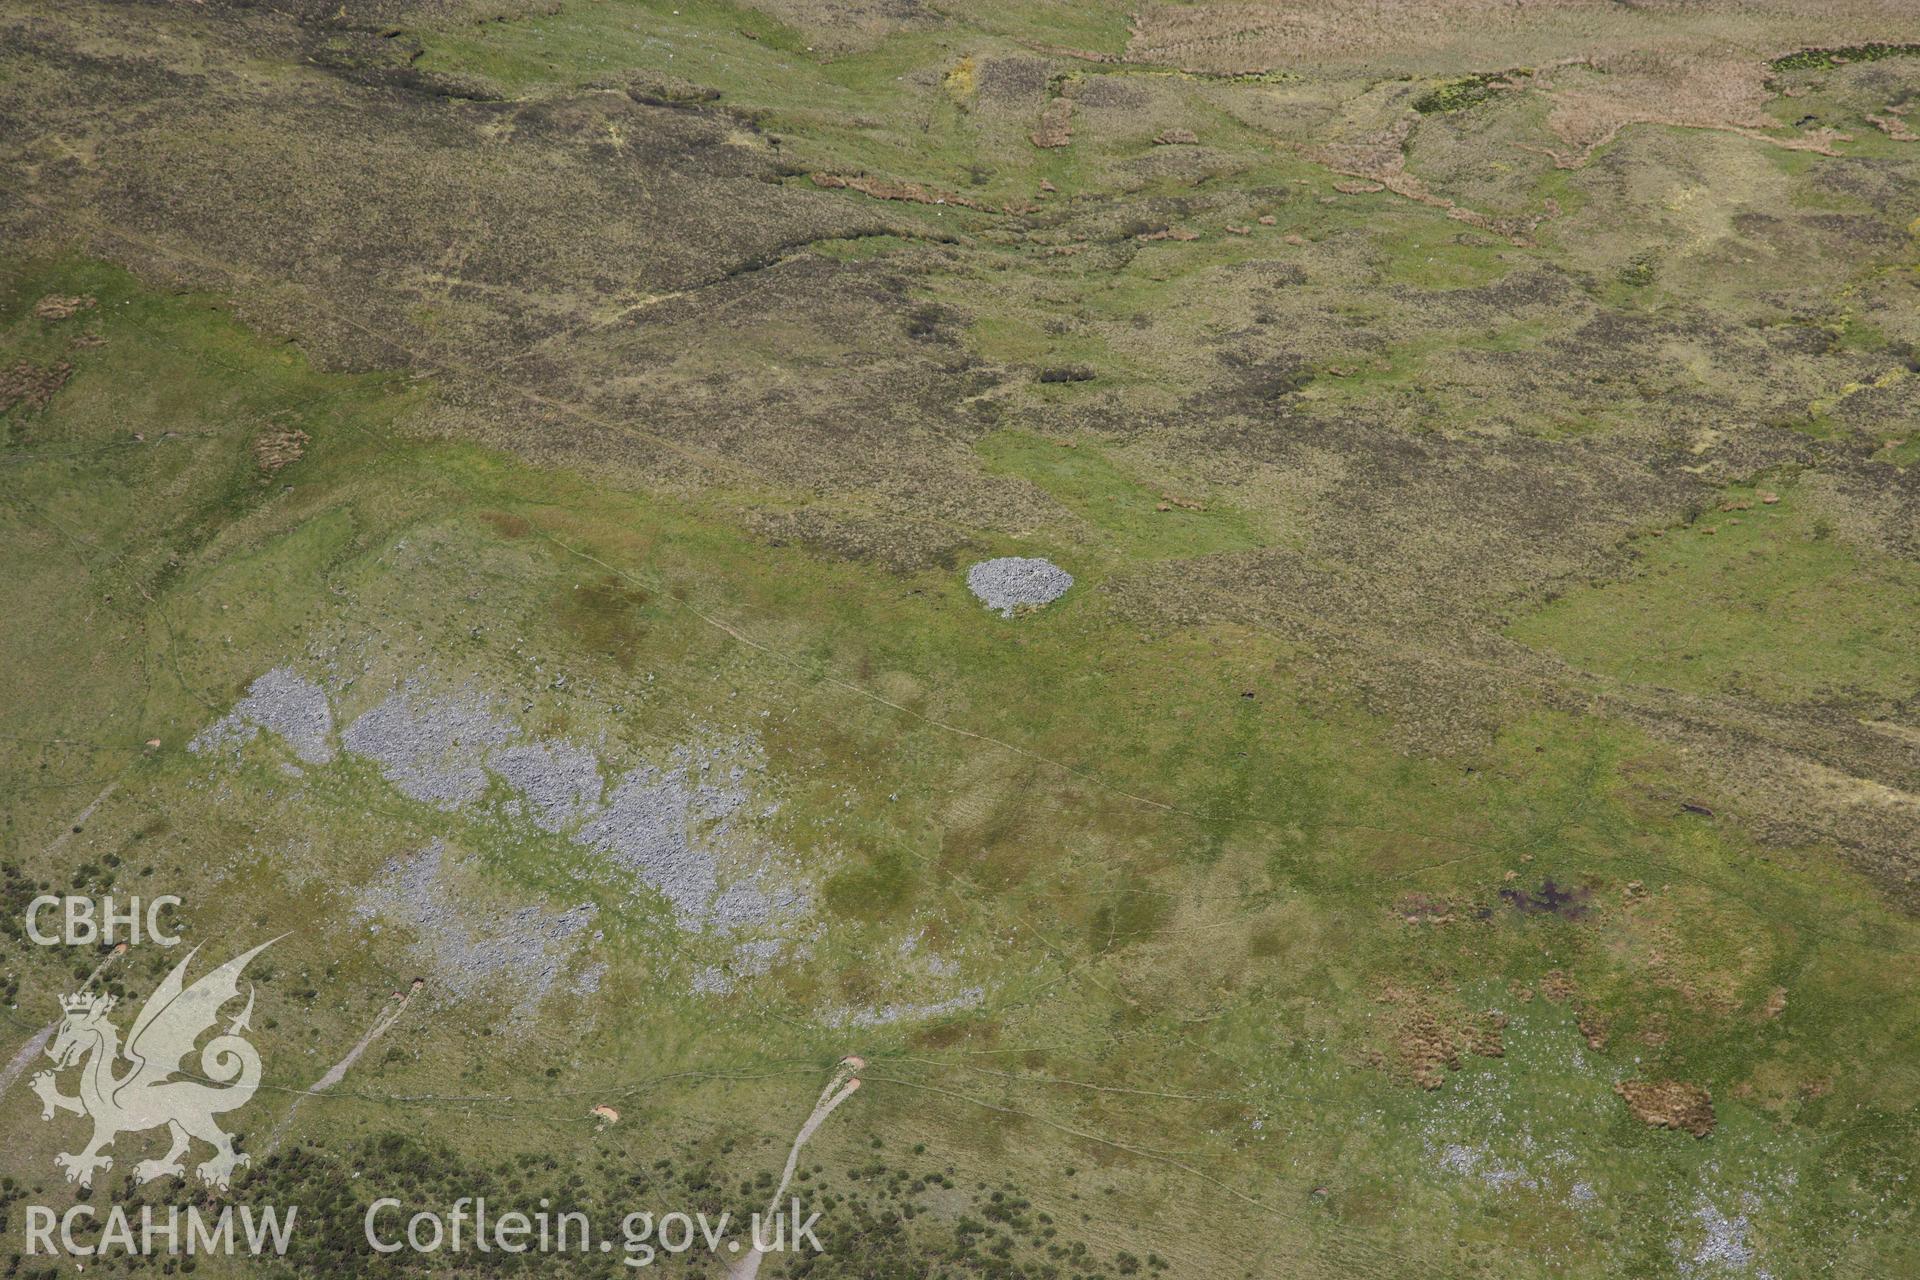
[4,256,1918,1277]
[3,1,1919,1275]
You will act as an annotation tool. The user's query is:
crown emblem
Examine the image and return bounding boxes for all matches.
[37,940,276,1194]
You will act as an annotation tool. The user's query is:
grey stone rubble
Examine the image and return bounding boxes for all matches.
[188,667,336,764]
[692,937,799,996]
[575,741,810,936]
[353,839,601,1019]
[822,986,985,1028]
[1675,1196,1762,1276]
[491,739,604,832]
[966,556,1073,617]
[334,679,816,984]
[577,761,725,926]
[1437,1142,1537,1193]
[210,670,813,945]
[195,667,980,1025]
[339,680,517,809]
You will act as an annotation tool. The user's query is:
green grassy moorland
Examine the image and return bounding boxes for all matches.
[1,255,1916,1278]
[3,0,1919,1276]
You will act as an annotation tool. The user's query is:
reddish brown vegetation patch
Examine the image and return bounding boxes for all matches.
[1394,892,1464,925]
[1867,113,1917,141]
[0,359,73,414]
[1032,96,1074,148]
[33,294,97,320]
[1533,969,1607,1047]
[253,426,309,472]
[812,172,988,210]
[480,510,533,538]
[1372,986,1506,1089]
[810,172,1038,215]
[1539,969,1576,1002]
[1614,1079,1715,1137]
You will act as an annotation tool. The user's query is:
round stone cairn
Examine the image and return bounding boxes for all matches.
[966,557,1073,617]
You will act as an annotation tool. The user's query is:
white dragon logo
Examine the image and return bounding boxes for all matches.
[31,939,276,1191]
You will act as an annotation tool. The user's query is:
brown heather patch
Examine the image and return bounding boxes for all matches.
[1125,2,1912,80]
[1394,892,1464,926]
[1371,985,1506,1089]
[0,358,73,414]
[1129,6,1880,186]
[810,173,1040,217]
[1614,1079,1715,1137]
[811,172,988,211]
[1529,52,1849,168]
[1031,95,1074,148]
[1534,969,1606,1047]
[479,510,533,538]
[1310,115,1556,241]
[33,294,96,320]
[253,426,309,472]
[1866,114,1918,141]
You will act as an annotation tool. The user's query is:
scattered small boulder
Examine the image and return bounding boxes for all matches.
[1153,127,1199,145]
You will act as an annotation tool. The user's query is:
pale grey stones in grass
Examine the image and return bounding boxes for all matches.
[491,739,604,832]
[353,839,599,1019]
[966,556,1073,617]
[340,681,516,809]
[188,666,335,764]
